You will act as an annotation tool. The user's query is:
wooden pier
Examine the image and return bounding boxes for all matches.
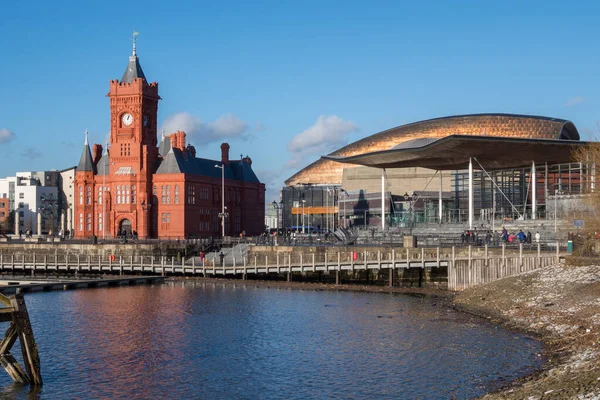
[0,291,42,385]
[0,276,164,295]
[0,243,562,291]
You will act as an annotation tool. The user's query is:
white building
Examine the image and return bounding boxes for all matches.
[59,166,76,234]
[0,168,76,235]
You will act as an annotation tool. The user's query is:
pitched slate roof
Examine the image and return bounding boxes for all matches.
[121,55,146,83]
[96,153,109,175]
[158,135,171,157]
[155,146,260,183]
[77,134,95,173]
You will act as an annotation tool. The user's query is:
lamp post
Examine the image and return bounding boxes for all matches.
[308,206,312,232]
[554,187,563,233]
[102,150,115,239]
[214,164,227,238]
[301,200,306,233]
[404,192,415,235]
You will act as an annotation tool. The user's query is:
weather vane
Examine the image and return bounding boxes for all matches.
[132,29,139,56]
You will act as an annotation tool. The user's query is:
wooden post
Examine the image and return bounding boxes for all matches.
[519,243,523,268]
[336,252,340,285]
[406,248,409,269]
[312,253,315,272]
[556,241,560,264]
[502,243,506,267]
[389,249,394,288]
[484,244,488,267]
[0,292,43,386]
[287,253,291,282]
[537,242,541,267]
[421,248,424,268]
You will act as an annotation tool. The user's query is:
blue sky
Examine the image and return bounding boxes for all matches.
[1,0,600,202]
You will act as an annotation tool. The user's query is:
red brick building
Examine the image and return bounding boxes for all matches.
[74,43,265,239]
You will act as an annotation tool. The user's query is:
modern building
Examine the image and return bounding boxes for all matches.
[283,114,585,229]
[74,39,265,239]
[59,166,76,234]
[0,174,59,235]
[0,198,9,231]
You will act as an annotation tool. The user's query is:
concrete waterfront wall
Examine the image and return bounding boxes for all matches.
[0,242,188,259]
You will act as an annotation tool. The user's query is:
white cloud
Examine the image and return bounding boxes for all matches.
[0,128,15,144]
[566,96,584,107]
[160,112,250,143]
[286,115,358,168]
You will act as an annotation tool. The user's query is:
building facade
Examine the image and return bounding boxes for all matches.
[0,174,59,235]
[73,42,264,239]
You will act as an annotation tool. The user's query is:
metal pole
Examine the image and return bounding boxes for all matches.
[218,166,224,237]
[381,168,385,230]
[326,189,329,233]
[301,202,304,233]
[531,161,536,220]
[103,144,108,240]
[554,188,557,232]
[439,170,443,224]
[468,157,474,230]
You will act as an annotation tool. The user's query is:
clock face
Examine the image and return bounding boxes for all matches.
[143,115,149,127]
[122,113,133,126]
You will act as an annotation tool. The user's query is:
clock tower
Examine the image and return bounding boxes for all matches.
[105,33,161,238]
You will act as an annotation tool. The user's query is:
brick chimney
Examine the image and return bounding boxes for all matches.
[92,144,103,164]
[221,143,230,165]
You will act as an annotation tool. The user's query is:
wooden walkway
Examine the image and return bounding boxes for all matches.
[0,243,562,291]
[0,277,164,294]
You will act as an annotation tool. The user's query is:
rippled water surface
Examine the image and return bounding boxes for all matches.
[0,281,542,399]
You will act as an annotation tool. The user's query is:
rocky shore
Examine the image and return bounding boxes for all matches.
[180,264,600,399]
[455,263,600,399]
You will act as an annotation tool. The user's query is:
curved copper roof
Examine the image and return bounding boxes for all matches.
[285,113,579,186]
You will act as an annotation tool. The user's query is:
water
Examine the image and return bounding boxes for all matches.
[1,281,541,399]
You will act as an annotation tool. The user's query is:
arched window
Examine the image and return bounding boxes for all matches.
[132,185,136,204]
[79,186,83,205]
[117,185,121,204]
[125,185,130,204]
[86,186,91,205]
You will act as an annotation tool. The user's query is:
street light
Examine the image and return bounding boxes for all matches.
[404,192,416,235]
[102,149,115,239]
[554,187,564,233]
[301,200,306,233]
[214,164,228,238]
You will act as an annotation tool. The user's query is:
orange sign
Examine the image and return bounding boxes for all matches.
[291,206,339,215]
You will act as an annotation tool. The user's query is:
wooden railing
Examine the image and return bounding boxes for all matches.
[0,243,562,291]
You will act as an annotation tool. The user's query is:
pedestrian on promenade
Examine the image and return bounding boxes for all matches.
[219,252,225,267]
[535,231,540,243]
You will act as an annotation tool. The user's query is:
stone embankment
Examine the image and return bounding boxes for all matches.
[455,262,600,399]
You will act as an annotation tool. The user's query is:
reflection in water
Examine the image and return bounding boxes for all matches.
[0,282,542,399]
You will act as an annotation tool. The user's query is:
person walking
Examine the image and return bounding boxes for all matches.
[219,252,225,267]
[535,231,540,243]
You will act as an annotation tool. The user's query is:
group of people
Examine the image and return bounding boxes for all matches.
[116,229,138,240]
[18,229,71,239]
[461,228,541,245]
